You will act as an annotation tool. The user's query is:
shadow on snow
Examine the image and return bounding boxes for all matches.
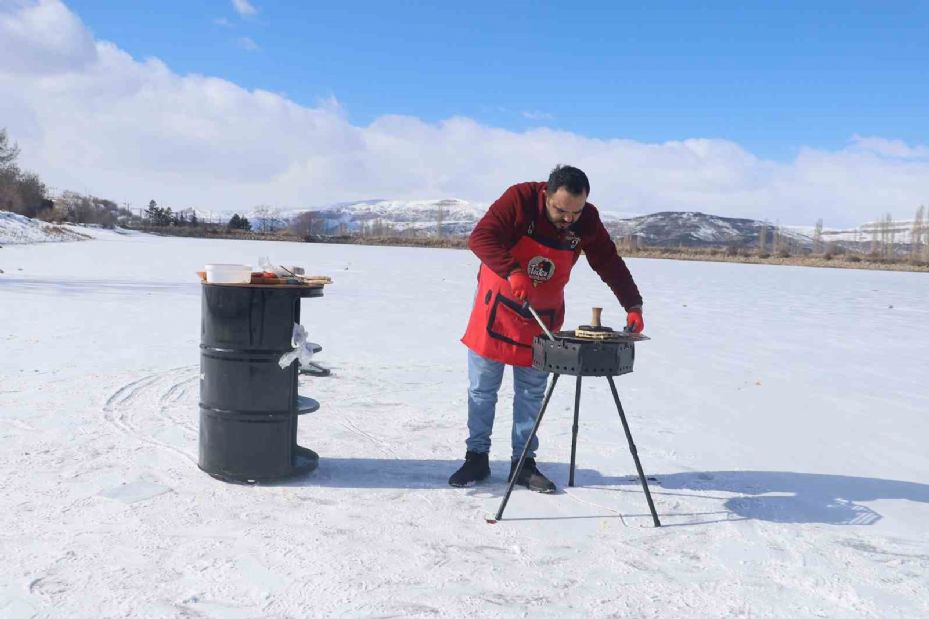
[277,458,929,526]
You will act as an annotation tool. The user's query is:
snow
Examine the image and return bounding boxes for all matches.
[787,221,919,245]
[0,211,88,245]
[261,199,641,237]
[617,212,817,247]
[58,223,148,241]
[1,233,928,617]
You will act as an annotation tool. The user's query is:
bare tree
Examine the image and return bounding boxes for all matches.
[0,129,51,218]
[758,221,768,255]
[0,169,24,214]
[872,213,899,260]
[252,205,271,233]
[15,172,49,218]
[291,211,327,238]
[813,218,823,254]
[911,205,925,261]
[773,223,785,256]
[888,213,896,258]
[435,204,446,238]
[290,211,313,237]
[250,205,284,233]
[924,206,929,262]
[0,128,20,169]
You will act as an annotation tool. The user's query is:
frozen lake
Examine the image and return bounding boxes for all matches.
[1,231,928,617]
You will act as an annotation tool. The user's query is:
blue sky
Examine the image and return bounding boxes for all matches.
[66,1,929,160]
[3,1,929,223]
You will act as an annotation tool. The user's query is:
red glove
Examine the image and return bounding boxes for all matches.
[507,270,533,302]
[626,308,644,333]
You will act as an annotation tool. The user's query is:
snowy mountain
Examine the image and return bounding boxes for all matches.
[228,197,929,253]
[264,198,487,237]
[816,219,920,246]
[608,211,814,248]
[283,201,818,248]
[11,196,913,253]
[302,202,926,252]
[314,198,486,236]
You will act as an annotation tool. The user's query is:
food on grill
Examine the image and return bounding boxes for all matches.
[575,306,617,339]
[573,306,649,341]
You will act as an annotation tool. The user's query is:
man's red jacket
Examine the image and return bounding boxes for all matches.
[468,181,642,310]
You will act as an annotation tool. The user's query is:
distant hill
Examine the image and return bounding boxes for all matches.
[274,200,822,249]
[183,199,924,253]
[5,196,919,256]
[606,211,814,248]
[308,198,485,237]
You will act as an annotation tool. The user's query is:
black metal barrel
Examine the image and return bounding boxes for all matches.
[199,282,322,483]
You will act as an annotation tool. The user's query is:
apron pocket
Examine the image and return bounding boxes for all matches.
[486,292,556,347]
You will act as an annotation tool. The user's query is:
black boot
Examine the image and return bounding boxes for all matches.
[448,451,491,487]
[509,458,556,494]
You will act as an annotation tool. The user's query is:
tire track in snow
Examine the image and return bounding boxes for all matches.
[158,373,199,433]
[102,366,199,466]
[339,418,400,459]
[562,487,629,526]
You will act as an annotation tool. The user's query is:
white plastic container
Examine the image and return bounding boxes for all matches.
[205,264,252,284]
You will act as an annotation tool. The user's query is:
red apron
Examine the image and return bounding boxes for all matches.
[462,214,580,367]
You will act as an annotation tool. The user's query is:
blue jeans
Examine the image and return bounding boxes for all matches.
[466,349,550,459]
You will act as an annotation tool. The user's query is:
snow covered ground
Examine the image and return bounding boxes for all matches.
[1,230,928,617]
[0,212,88,245]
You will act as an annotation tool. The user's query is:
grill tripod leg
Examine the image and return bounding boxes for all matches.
[569,375,582,487]
[606,375,661,527]
[492,373,560,522]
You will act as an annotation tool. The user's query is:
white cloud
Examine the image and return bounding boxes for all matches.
[2,1,928,226]
[213,17,232,28]
[237,36,258,51]
[521,110,554,121]
[848,135,929,160]
[231,0,257,17]
[0,0,96,74]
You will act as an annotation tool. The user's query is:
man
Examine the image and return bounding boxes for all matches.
[450,165,643,492]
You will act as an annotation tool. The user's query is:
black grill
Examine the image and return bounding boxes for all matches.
[531,332,635,377]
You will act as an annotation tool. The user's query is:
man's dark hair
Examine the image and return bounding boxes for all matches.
[547,164,590,197]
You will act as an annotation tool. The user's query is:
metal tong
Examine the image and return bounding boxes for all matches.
[522,301,556,341]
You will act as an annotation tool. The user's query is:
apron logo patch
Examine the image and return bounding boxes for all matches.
[527,256,556,283]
